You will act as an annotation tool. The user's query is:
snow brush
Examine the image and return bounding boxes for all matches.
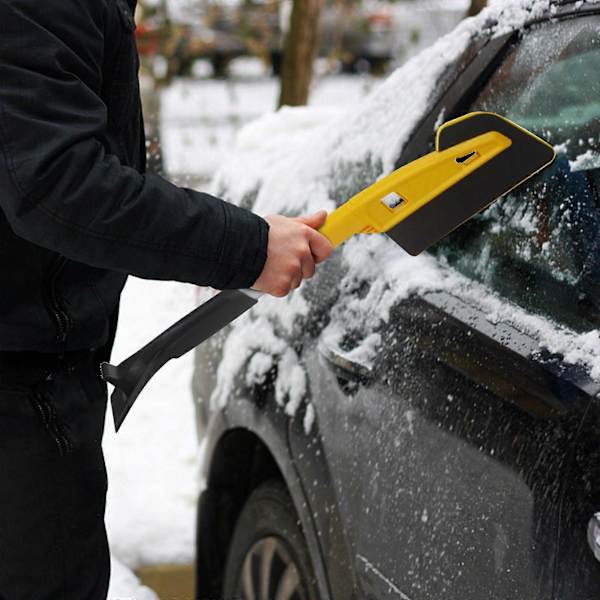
[101,112,555,431]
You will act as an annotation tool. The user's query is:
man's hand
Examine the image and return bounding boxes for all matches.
[253,210,334,297]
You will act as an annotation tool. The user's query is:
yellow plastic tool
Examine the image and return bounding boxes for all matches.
[317,112,553,249]
[318,131,511,247]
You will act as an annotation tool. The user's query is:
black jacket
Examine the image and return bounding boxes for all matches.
[0,0,269,353]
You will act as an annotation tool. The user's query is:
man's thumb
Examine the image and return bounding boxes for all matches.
[296,210,328,230]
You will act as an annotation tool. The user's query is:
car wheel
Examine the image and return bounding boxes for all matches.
[223,479,320,600]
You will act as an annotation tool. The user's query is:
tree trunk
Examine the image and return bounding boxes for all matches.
[278,0,323,108]
[468,0,487,17]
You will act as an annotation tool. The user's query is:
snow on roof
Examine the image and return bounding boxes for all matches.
[209,0,600,430]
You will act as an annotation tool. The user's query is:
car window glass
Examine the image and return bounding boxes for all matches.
[433,16,600,333]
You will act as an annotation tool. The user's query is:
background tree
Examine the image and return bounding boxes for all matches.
[278,0,324,108]
[467,0,487,17]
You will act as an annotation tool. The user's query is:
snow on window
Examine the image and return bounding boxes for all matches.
[437,14,600,336]
[570,149,600,173]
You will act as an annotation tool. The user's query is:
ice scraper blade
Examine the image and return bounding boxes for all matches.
[318,112,555,251]
[102,112,555,431]
[386,112,556,254]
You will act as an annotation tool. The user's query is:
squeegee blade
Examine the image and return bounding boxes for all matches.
[386,112,555,255]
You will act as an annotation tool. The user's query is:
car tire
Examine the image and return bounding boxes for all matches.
[222,479,320,600]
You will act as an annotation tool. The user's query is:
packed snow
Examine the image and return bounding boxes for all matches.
[570,149,600,172]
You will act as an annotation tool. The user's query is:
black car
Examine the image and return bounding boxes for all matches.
[194,2,600,598]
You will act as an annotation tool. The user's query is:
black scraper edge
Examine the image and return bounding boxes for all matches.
[386,113,555,255]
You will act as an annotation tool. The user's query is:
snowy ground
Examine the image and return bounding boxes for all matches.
[107,556,159,600]
[104,280,199,557]
[104,279,199,598]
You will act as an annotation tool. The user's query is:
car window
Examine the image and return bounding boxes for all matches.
[433,15,600,333]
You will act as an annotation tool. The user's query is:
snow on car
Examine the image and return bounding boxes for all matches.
[197,1,600,597]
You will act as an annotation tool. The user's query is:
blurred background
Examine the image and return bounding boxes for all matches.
[136,0,486,185]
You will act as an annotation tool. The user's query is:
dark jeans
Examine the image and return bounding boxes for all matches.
[0,351,110,600]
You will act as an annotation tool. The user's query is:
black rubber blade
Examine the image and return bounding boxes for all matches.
[102,289,258,431]
[386,112,555,255]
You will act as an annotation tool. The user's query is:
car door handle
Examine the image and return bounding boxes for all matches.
[318,338,374,382]
[587,513,600,562]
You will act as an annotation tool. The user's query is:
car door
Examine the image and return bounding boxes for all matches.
[309,12,600,600]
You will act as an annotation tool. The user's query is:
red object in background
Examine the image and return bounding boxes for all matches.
[368,11,393,27]
[136,21,161,56]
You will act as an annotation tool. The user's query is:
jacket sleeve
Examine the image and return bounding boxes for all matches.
[0,0,268,289]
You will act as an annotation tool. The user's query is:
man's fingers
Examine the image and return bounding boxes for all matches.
[253,212,334,298]
[301,252,316,280]
[307,228,334,263]
[294,210,333,263]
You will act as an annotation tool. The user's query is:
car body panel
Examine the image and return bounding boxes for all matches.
[311,286,595,598]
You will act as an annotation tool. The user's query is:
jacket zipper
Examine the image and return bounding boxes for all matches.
[39,258,74,455]
[45,257,72,347]
[32,391,72,456]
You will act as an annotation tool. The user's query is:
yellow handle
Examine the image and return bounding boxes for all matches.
[317,130,511,248]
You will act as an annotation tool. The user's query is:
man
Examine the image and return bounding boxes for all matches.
[0,0,333,598]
